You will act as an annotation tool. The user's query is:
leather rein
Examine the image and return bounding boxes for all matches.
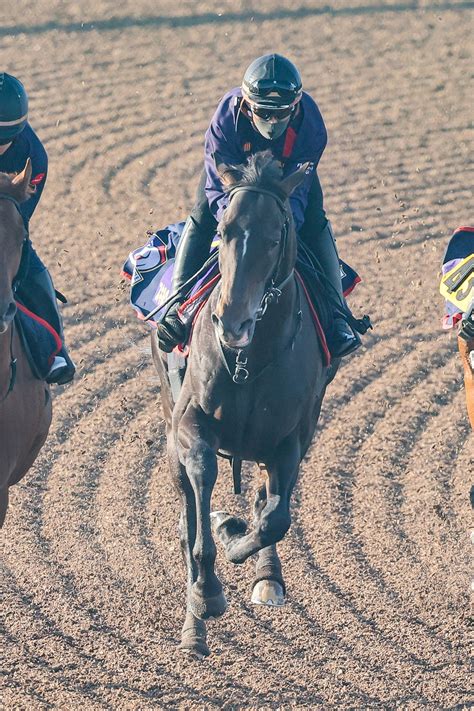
[217,184,301,384]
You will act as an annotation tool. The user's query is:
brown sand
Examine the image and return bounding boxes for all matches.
[1,1,472,708]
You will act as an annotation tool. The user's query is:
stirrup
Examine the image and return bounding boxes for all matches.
[329,319,362,358]
[46,355,75,385]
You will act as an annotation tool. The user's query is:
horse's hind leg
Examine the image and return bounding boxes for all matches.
[213,432,300,565]
[251,479,286,606]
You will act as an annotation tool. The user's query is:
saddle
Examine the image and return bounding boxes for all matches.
[15,302,62,380]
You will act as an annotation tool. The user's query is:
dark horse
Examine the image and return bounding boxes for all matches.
[0,160,52,526]
[152,152,338,657]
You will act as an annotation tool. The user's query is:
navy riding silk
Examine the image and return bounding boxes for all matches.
[0,122,48,274]
[204,88,327,232]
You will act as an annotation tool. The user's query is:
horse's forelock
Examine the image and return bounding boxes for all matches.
[224,151,285,199]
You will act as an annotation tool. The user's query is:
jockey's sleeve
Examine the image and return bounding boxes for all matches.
[285,104,327,234]
[21,124,48,224]
[204,93,244,222]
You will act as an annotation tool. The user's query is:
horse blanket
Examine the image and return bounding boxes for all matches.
[122,221,361,327]
[15,302,62,380]
[440,227,474,329]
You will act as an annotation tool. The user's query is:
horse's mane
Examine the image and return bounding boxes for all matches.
[0,170,34,202]
[224,150,286,200]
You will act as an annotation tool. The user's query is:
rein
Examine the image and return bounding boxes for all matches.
[219,184,297,384]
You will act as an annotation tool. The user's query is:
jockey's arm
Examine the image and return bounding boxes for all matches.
[203,93,245,223]
[20,123,48,225]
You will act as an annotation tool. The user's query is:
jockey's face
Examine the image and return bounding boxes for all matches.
[247,103,295,141]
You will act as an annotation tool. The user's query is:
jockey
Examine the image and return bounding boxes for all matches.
[0,72,75,384]
[158,53,362,357]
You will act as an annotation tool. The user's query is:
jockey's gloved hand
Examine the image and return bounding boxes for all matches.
[157,302,187,353]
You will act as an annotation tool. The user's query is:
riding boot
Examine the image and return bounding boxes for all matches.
[157,215,215,352]
[313,221,361,357]
[173,215,215,292]
[18,269,76,384]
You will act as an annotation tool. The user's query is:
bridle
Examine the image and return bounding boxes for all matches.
[0,191,27,402]
[226,185,293,321]
[218,184,301,384]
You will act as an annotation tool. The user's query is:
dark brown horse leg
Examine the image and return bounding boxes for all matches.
[251,480,286,606]
[152,339,210,656]
[213,432,300,565]
[168,439,210,658]
[178,407,227,621]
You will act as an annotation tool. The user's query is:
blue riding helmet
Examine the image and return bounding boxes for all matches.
[0,73,28,145]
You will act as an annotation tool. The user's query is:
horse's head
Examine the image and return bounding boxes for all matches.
[0,159,32,333]
[212,151,308,348]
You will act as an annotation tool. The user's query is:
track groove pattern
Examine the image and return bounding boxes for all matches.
[1,1,471,707]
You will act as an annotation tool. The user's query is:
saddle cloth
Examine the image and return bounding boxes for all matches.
[122,220,361,327]
[440,227,474,329]
[15,302,62,380]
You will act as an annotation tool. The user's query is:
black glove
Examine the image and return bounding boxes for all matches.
[156,302,187,353]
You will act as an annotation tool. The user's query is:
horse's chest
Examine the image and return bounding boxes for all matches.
[199,375,311,457]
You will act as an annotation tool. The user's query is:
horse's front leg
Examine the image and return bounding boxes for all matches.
[177,405,227,620]
[166,434,210,657]
[251,478,286,607]
[213,431,301,565]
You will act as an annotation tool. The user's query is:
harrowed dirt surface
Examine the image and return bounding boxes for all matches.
[1,1,472,708]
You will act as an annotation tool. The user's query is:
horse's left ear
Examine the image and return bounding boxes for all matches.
[12,158,33,197]
[213,152,243,187]
[279,162,311,197]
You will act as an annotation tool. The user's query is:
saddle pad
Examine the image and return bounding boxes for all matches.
[440,227,474,329]
[123,221,360,326]
[15,302,62,380]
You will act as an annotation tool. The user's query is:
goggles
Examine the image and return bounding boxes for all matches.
[244,83,301,105]
[251,105,295,121]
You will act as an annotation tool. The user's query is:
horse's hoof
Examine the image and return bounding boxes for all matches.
[179,636,210,660]
[211,510,247,539]
[251,580,285,607]
[189,587,228,620]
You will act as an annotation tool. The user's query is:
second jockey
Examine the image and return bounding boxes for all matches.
[0,72,75,384]
[158,53,362,357]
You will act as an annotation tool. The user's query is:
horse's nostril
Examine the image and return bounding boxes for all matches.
[239,319,252,335]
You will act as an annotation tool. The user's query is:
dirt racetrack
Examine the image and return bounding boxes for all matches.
[1,1,473,708]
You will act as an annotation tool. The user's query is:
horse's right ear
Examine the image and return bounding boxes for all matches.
[213,152,243,187]
[12,158,33,198]
[279,162,310,197]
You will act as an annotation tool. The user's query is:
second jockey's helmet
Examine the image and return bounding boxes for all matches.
[0,73,28,144]
[242,54,302,140]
